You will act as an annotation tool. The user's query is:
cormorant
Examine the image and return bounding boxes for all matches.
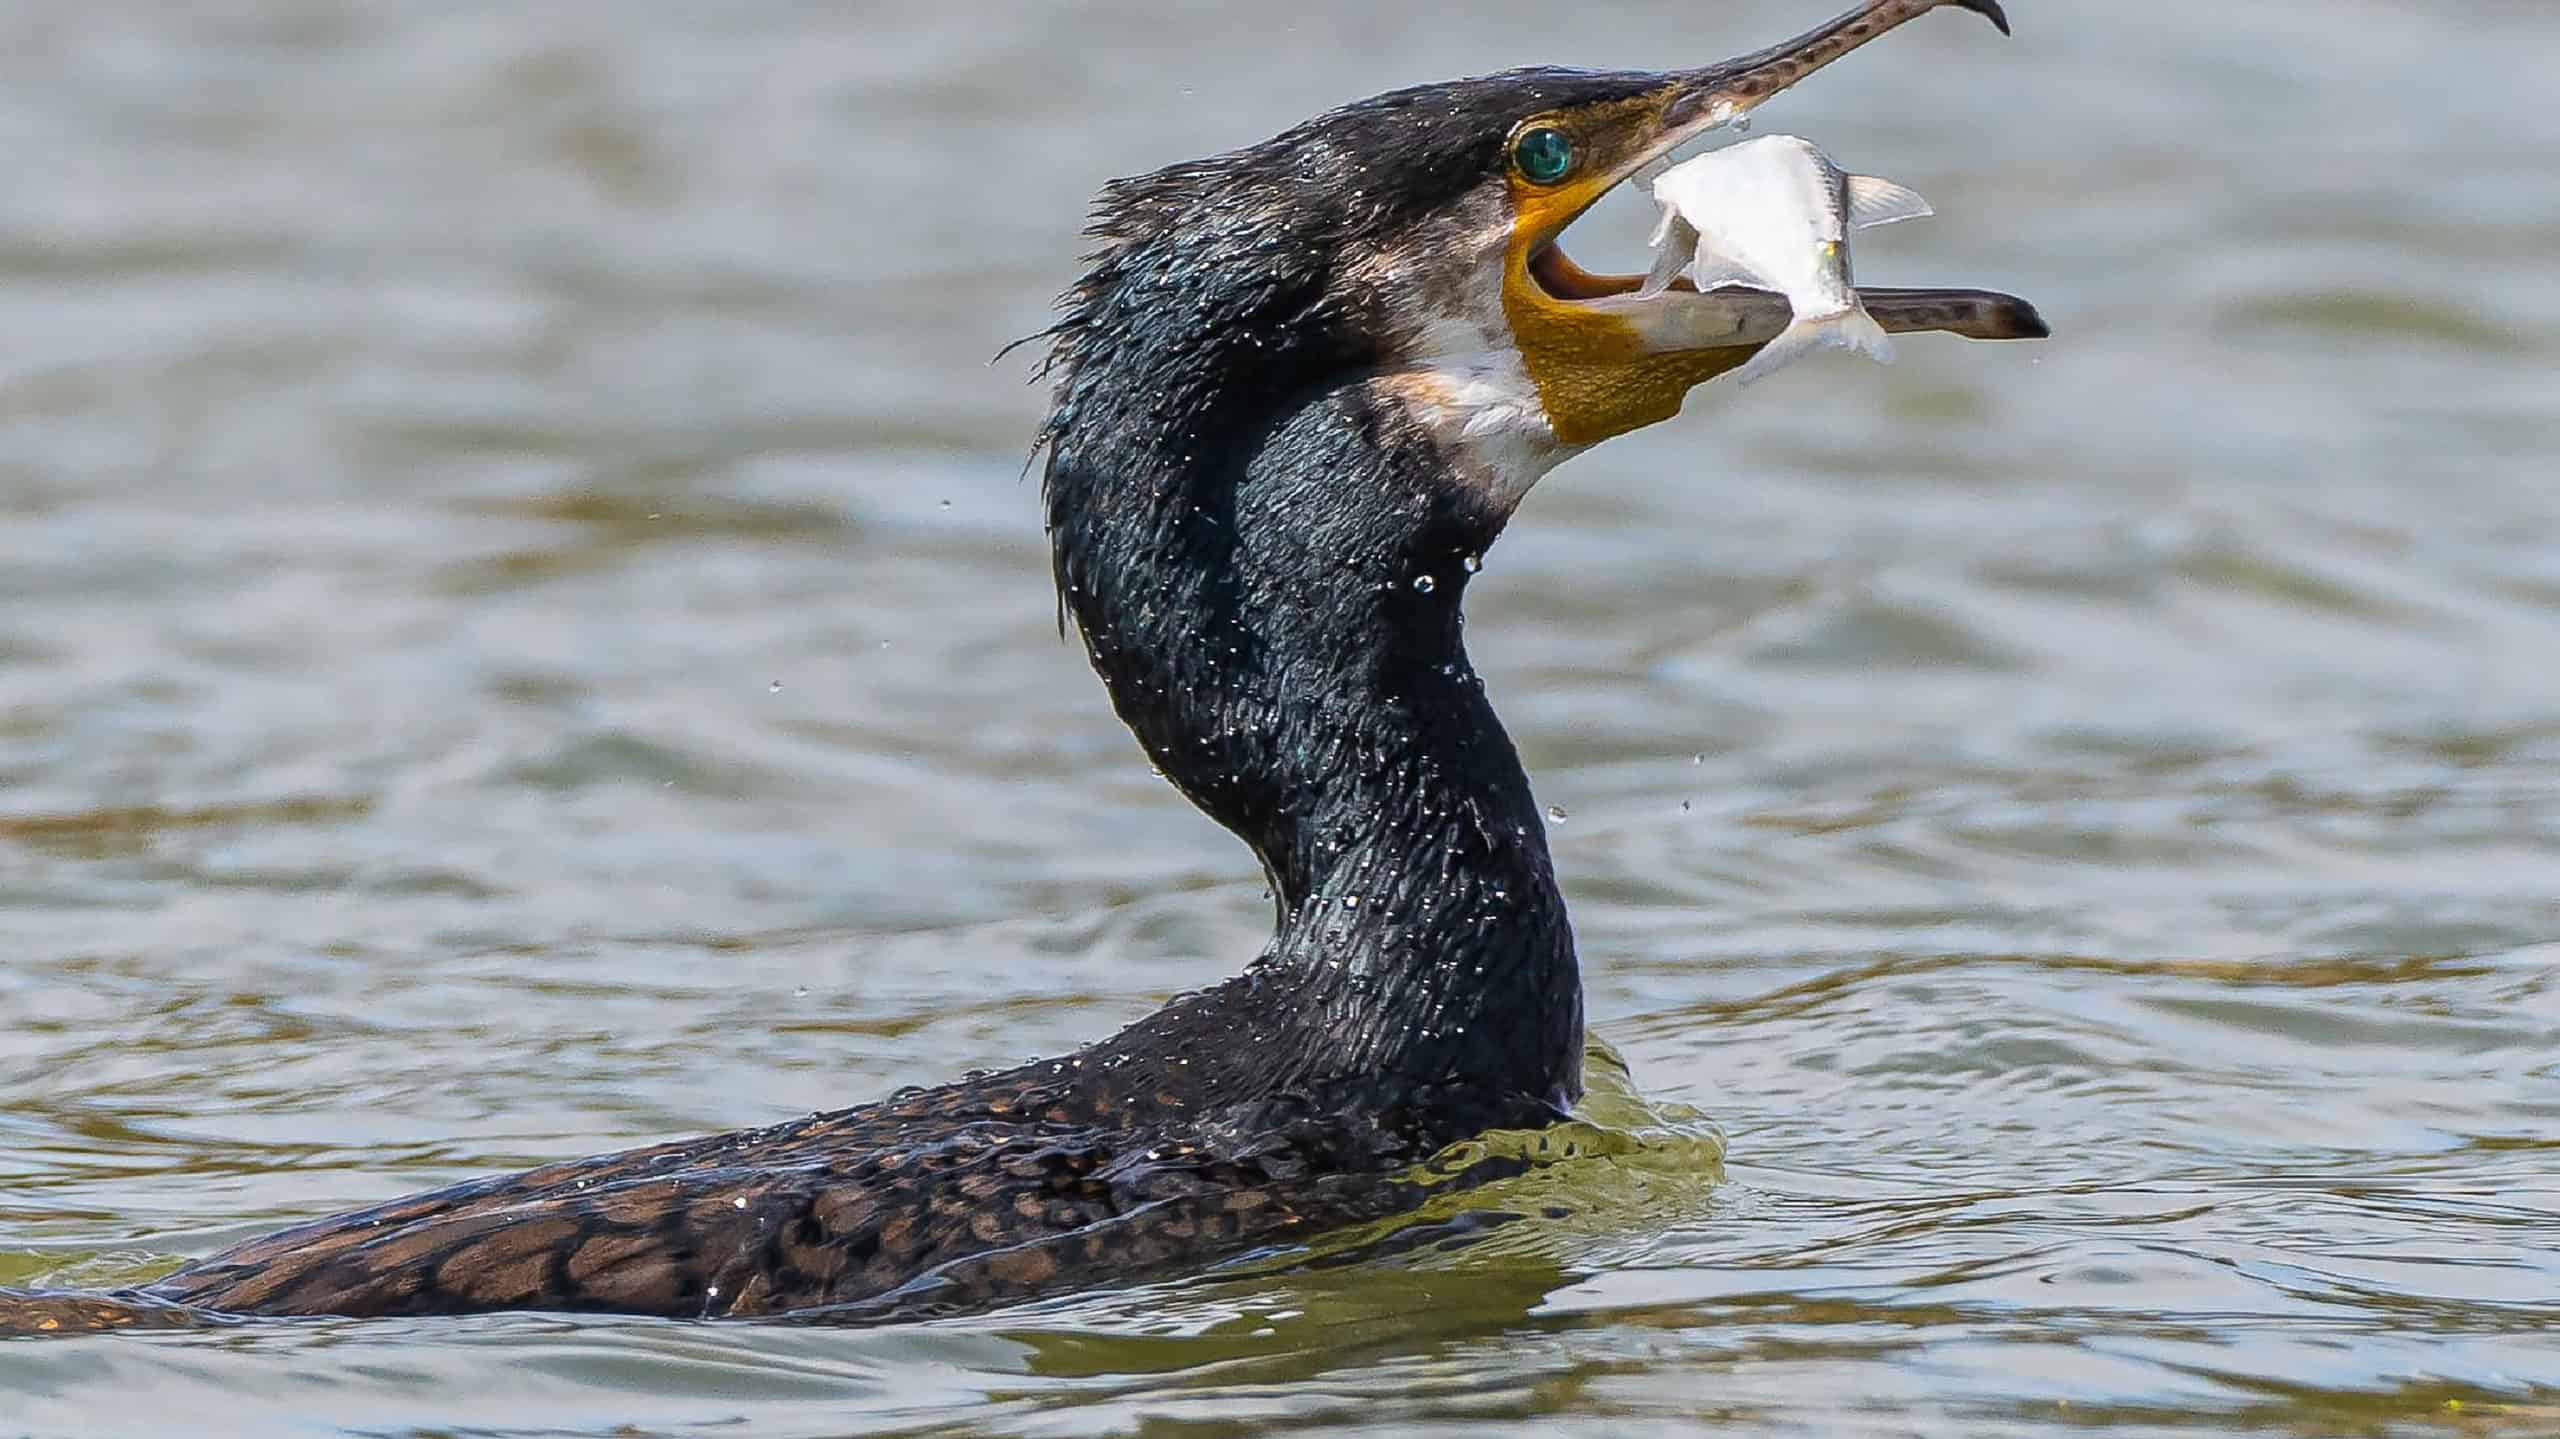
[1,0,2042,1333]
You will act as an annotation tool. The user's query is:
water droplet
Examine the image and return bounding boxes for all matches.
[732,1197,747,1209]
[1412,573,1436,594]
[1546,805,1568,823]
[1679,800,1692,813]
[1343,894,1360,907]
[938,498,952,509]
[792,985,809,998]
[1461,553,1482,574]
[1691,753,1705,765]
[767,680,782,693]
[879,640,892,650]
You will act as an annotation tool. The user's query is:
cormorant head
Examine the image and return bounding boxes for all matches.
[1042,0,2034,522]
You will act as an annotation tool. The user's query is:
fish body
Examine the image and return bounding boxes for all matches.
[1643,135,1932,386]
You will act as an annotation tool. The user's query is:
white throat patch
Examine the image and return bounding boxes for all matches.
[1350,189,1587,513]
[1375,342,1585,513]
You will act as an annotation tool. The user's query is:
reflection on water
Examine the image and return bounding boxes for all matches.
[2,0,2556,1434]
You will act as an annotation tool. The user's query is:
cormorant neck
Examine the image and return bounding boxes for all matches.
[1045,373,1583,1117]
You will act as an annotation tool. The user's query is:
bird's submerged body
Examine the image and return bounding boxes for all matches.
[2,0,2042,1336]
[103,1011,1556,1324]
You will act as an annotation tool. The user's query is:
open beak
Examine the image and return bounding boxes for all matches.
[1500,0,2044,446]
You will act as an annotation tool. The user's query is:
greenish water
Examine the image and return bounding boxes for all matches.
[2,2,2556,1434]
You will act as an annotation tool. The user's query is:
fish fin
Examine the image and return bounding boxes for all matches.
[1732,306,1896,387]
[1732,319,1824,387]
[1638,212,1699,297]
[1686,255,1759,291]
[1844,174,1933,229]
[1636,247,1687,298]
[1835,303,1896,364]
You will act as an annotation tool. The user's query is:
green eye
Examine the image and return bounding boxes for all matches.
[1511,126,1574,185]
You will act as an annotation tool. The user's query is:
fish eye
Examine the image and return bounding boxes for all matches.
[1510,126,1574,186]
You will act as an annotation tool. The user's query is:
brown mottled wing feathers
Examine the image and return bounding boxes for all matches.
[129,1071,1432,1322]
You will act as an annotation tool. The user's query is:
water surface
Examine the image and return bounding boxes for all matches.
[2,2,2556,1434]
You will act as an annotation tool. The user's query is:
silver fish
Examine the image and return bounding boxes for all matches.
[1642,134,1933,386]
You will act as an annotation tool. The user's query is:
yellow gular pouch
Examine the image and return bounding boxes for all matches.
[1493,96,1761,448]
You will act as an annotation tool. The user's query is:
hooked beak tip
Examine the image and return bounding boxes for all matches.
[1959,0,2013,38]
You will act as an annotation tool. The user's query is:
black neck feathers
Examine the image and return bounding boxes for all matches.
[1038,166,1584,1118]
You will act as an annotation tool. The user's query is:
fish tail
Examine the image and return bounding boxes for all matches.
[1835,302,1895,365]
[1733,304,1896,387]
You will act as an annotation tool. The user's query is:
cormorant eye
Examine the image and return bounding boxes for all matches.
[1511,126,1574,185]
